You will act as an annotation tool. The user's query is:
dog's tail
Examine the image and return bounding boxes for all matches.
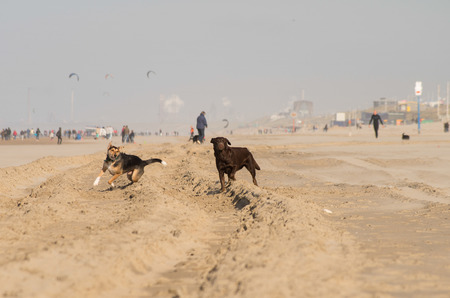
[144,158,167,166]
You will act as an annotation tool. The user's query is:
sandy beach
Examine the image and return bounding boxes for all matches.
[2,123,450,297]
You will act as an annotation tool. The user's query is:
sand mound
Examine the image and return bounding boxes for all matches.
[0,142,360,297]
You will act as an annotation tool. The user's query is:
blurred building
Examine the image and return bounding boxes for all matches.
[293,100,313,118]
[373,97,398,112]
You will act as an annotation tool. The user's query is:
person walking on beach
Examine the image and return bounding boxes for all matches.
[106,126,113,140]
[196,111,207,144]
[122,125,130,143]
[368,110,385,138]
[189,126,194,141]
[56,127,62,145]
[129,130,135,143]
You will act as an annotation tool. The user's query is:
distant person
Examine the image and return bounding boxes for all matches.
[36,128,41,140]
[129,130,135,143]
[189,126,194,141]
[124,125,130,143]
[368,110,385,138]
[106,126,113,140]
[121,125,126,143]
[323,124,328,132]
[100,127,107,139]
[196,111,208,144]
[444,122,449,133]
[56,127,62,145]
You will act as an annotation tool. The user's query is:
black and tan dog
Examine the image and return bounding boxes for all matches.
[189,135,200,144]
[210,137,260,192]
[93,142,167,188]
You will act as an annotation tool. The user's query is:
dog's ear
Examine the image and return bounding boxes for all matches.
[107,141,112,149]
[210,138,214,143]
[118,146,124,152]
[226,138,231,145]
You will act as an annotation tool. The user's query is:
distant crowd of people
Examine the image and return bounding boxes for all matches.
[1,127,95,142]
[1,127,43,140]
[0,127,61,141]
[1,125,187,144]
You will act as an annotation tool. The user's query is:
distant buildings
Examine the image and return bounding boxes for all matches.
[373,98,398,112]
[360,97,444,124]
[293,100,313,118]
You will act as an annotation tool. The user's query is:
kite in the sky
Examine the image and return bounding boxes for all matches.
[222,119,229,128]
[147,70,157,78]
[69,73,79,81]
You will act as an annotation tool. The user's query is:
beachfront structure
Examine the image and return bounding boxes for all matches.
[293,100,313,118]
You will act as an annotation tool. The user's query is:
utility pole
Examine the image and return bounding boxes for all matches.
[71,89,74,122]
[447,81,449,120]
[415,82,423,134]
[437,84,440,119]
[27,87,31,125]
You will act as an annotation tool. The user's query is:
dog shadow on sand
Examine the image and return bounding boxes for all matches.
[206,184,251,210]
[98,182,135,192]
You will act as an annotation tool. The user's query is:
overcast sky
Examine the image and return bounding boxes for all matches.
[1,0,449,128]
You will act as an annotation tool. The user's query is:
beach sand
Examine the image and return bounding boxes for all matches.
[2,123,450,297]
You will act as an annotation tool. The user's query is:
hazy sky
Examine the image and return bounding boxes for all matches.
[1,0,449,128]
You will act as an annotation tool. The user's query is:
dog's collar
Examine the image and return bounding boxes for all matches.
[105,154,120,162]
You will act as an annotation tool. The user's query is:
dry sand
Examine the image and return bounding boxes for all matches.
[1,123,450,297]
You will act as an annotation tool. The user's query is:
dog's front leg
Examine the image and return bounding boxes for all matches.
[93,170,106,186]
[219,171,226,192]
[226,175,232,187]
[108,174,121,187]
[226,171,236,187]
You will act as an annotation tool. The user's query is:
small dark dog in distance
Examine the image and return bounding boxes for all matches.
[210,137,260,192]
[402,133,410,140]
[189,134,200,144]
[189,135,200,144]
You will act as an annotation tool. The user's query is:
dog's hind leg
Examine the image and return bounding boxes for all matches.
[131,168,145,183]
[244,164,258,186]
[126,171,134,182]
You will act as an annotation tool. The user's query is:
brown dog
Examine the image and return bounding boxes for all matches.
[210,137,260,192]
[93,142,167,188]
